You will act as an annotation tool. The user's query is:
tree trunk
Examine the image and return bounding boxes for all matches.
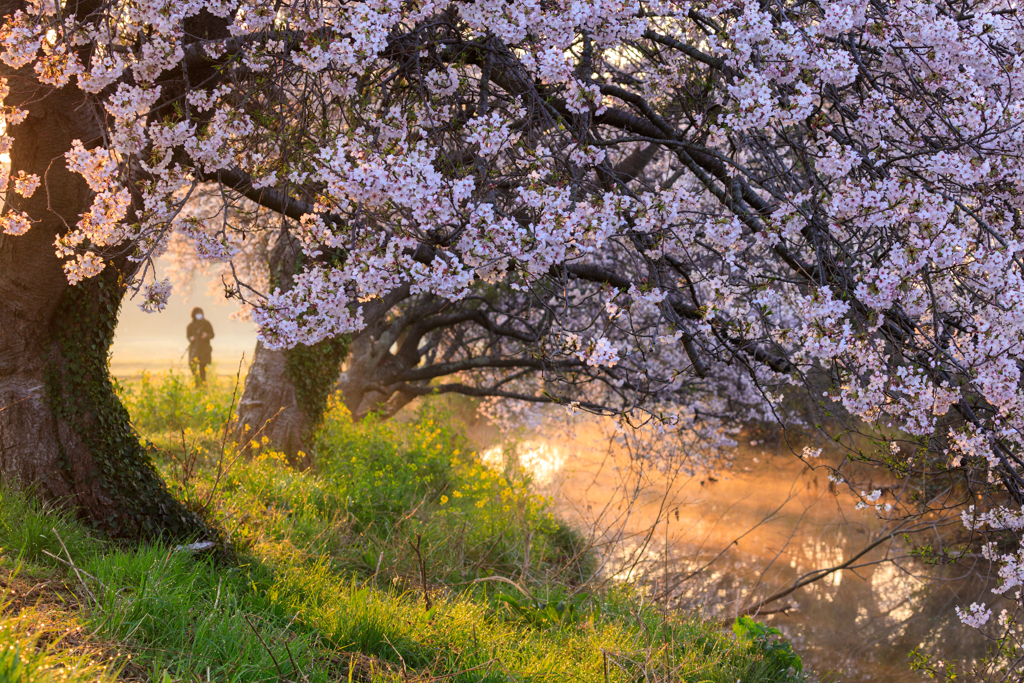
[333,289,442,421]
[235,247,421,449]
[235,338,347,459]
[234,231,348,459]
[335,332,418,421]
[0,70,205,539]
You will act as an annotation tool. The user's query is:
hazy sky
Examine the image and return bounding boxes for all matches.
[110,260,258,376]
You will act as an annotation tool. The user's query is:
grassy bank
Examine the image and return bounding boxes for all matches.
[0,372,808,682]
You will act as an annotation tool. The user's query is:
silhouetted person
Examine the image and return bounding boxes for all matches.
[187,307,214,386]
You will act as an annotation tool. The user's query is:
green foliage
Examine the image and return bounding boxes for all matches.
[547,518,600,584]
[116,370,239,440]
[83,546,320,681]
[0,485,101,565]
[495,589,588,628]
[42,269,205,539]
[284,335,349,435]
[312,399,572,582]
[0,612,115,683]
[195,398,573,586]
[314,399,467,528]
[732,615,804,681]
[115,370,241,515]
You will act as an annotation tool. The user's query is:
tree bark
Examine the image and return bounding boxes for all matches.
[235,230,348,459]
[336,331,418,421]
[334,291,452,421]
[235,341,304,457]
[0,69,205,539]
[235,248,423,448]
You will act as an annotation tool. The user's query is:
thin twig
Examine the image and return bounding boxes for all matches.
[243,614,285,679]
[381,633,410,683]
[408,533,432,611]
[283,641,308,683]
[51,528,98,607]
[735,526,903,618]
[467,575,536,603]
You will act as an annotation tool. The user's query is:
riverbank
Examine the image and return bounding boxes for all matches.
[0,372,807,682]
[509,424,1012,681]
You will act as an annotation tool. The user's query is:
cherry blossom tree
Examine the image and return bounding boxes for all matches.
[2,0,1024,653]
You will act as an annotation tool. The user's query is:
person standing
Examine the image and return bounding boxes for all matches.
[186,307,215,386]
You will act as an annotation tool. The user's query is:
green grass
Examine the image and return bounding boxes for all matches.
[0,609,116,683]
[0,371,809,682]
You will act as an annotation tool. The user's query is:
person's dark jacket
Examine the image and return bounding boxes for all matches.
[187,318,215,365]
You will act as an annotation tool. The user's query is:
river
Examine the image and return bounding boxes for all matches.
[475,421,1015,681]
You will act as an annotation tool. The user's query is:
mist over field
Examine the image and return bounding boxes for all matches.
[111,262,256,376]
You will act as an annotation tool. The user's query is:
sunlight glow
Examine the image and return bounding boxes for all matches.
[480,442,566,486]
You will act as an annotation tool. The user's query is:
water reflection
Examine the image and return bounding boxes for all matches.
[481,443,566,486]
[487,426,1013,681]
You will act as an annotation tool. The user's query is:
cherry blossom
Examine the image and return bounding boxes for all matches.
[138,278,173,313]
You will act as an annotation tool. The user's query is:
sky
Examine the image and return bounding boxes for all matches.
[110,260,258,377]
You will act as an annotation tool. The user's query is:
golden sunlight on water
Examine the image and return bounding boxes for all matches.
[481,443,566,486]
[481,421,1014,682]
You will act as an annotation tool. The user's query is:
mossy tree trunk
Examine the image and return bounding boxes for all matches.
[0,63,206,539]
[236,339,349,460]
[235,230,349,459]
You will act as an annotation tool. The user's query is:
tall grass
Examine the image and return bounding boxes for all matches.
[116,370,239,442]
[0,372,810,682]
[0,610,117,683]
